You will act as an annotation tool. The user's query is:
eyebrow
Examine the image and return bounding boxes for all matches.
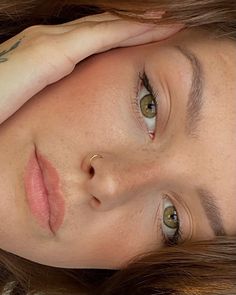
[164,46,228,239]
[196,187,226,236]
[174,45,205,138]
[171,48,227,236]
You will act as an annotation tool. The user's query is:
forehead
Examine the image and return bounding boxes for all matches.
[158,28,236,145]
[178,31,236,159]
[138,29,236,235]
[168,30,236,235]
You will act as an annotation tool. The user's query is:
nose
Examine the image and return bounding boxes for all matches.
[81,152,158,211]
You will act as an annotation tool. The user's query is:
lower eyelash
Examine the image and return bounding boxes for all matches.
[159,213,184,247]
[131,71,159,138]
[131,72,150,134]
[131,96,148,133]
[167,225,183,247]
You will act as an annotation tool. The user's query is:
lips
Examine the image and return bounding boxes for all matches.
[24,148,65,234]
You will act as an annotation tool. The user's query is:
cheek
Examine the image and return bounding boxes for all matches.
[40,53,143,150]
[10,46,147,151]
[62,64,131,146]
[75,200,158,269]
[14,52,133,148]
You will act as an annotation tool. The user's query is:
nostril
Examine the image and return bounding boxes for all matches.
[88,154,103,176]
[91,196,101,208]
[89,166,95,176]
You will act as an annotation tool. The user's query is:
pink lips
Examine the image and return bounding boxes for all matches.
[24,148,65,234]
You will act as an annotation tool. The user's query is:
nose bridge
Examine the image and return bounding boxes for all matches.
[82,152,159,209]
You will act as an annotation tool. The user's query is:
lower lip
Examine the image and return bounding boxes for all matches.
[24,149,65,234]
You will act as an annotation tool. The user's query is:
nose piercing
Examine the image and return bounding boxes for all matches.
[89,154,103,165]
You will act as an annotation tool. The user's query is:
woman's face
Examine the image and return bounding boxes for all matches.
[0,28,235,270]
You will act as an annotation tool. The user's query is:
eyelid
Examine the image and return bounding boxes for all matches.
[168,192,193,243]
[159,194,183,246]
[139,72,159,103]
[157,192,193,248]
[131,71,159,139]
[146,70,172,136]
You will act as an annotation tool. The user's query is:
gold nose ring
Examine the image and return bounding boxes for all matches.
[89,154,103,165]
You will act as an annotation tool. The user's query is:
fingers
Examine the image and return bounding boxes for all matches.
[116,23,185,48]
[56,11,122,26]
[23,12,122,35]
[56,19,158,64]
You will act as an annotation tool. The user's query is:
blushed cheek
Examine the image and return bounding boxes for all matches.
[80,201,160,270]
[87,237,131,269]
[15,45,146,146]
[49,56,138,145]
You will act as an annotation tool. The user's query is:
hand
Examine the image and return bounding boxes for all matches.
[0,12,184,125]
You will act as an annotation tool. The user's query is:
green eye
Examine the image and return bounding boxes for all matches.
[140,94,157,118]
[163,206,179,229]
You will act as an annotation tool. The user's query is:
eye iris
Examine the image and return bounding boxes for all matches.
[140,94,156,118]
[164,206,179,229]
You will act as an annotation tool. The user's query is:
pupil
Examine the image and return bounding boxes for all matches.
[164,206,179,229]
[147,103,155,111]
[140,95,156,118]
[170,213,177,222]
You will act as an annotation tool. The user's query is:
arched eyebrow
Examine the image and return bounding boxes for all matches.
[174,45,204,138]
[197,187,226,236]
[172,46,227,236]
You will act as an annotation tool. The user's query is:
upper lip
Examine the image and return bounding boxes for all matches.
[35,147,65,234]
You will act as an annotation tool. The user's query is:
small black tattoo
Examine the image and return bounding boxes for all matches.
[0,37,24,63]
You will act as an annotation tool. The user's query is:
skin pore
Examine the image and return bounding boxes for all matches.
[0,28,235,270]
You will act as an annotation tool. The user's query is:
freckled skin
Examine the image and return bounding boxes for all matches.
[0,28,235,270]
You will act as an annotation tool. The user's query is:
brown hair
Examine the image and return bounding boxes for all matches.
[0,0,236,42]
[1,237,236,295]
[0,1,236,294]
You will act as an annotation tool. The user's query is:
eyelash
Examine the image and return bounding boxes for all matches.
[134,73,183,247]
[133,71,159,139]
[138,71,157,99]
[160,219,184,247]
[160,196,184,247]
